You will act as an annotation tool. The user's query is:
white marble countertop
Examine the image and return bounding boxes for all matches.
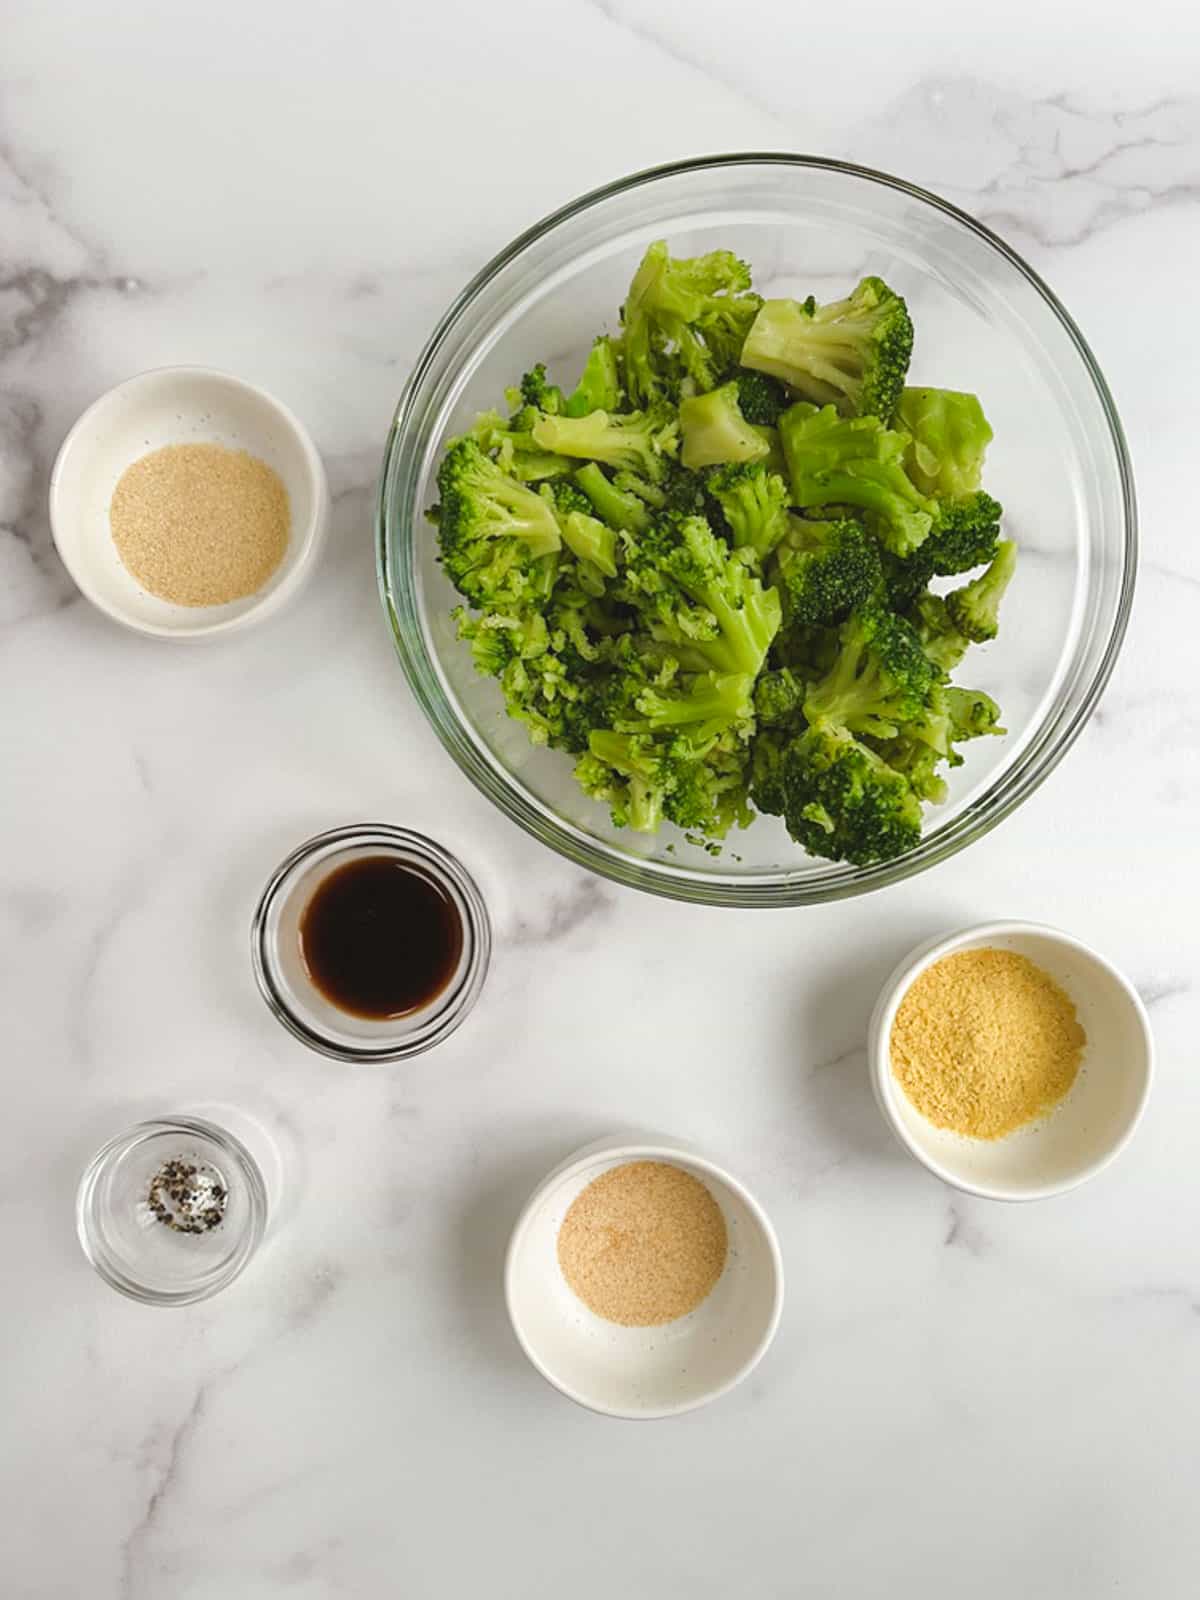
[4,2,1199,1595]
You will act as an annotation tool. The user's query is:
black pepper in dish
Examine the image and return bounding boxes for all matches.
[146,1158,228,1234]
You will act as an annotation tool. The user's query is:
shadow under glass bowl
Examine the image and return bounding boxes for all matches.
[377,154,1135,908]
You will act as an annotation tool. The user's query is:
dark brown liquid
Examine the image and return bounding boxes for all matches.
[299,856,463,1020]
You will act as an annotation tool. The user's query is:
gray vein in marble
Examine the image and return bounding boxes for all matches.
[943,1201,988,1256]
[505,874,614,946]
[120,1380,212,1599]
[1137,975,1190,1010]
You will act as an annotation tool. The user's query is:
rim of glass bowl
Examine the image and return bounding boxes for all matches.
[250,823,492,1062]
[377,153,1136,908]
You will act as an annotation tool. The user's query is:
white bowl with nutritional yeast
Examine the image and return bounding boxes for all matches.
[869,921,1154,1201]
[505,1136,784,1419]
[49,366,329,639]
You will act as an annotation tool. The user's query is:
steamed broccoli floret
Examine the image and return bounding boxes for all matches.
[898,388,993,499]
[573,463,649,533]
[507,364,564,416]
[741,278,913,422]
[434,437,562,606]
[945,540,1017,642]
[880,491,1003,609]
[620,240,762,406]
[533,407,678,480]
[705,461,790,559]
[776,724,924,865]
[945,685,1006,741]
[771,620,840,678]
[564,337,622,417]
[679,383,771,471]
[770,515,882,627]
[749,727,789,816]
[907,592,970,675]
[868,732,949,804]
[802,606,936,742]
[622,512,782,678]
[560,509,618,578]
[582,721,752,837]
[727,368,789,427]
[779,402,937,556]
[754,667,805,727]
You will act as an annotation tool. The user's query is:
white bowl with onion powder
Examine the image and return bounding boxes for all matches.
[50,367,328,639]
[869,921,1154,1201]
[505,1135,783,1419]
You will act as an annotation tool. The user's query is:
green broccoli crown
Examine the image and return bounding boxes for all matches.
[925,491,1003,574]
[898,387,994,499]
[679,383,771,471]
[749,727,789,816]
[564,337,622,418]
[620,240,762,406]
[753,667,805,728]
[778,401,936,557]
[622,511,782,678]
[803,605,936,742]
[740,277,913,423]
[727,367,790,427]
[945,539,1017,642]
[513,363,564,416]
[778,724,923,865]
[905,591,970,675]
[433,437,562,605]
[532,406,679,480]
[705,461,791,560]
[771,514,883,627]
[945,684,1006,741]
[868,731,949,804]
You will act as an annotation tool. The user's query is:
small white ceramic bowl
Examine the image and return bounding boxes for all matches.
[869,921,1153,1201]
[49,366,329,639]
[505,1136,784,1419]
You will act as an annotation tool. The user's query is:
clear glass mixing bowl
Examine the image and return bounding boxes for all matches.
[377,156,1135,907]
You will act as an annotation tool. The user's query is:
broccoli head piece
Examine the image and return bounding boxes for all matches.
[621,511,782,679]
[740,277,913,423]
[532,407,678,480]
[945,540,1017,642]
[706,461,790,560]
[880,491,1003,609]
[907,591,970,675]
[802,606,937,742]
[898,387,993,499]
[771,514,883,627]
[754,667,805,728]
[433,437,562,607]
[679,383,772,471]
[727,368,790,427]
[779,401,937,557]
[776,725,924,865]
[620,240,762,406]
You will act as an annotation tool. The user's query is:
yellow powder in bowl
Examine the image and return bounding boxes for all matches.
[557,1160,727,1327]
[890,947,1087,1140]
[110,442,290,606]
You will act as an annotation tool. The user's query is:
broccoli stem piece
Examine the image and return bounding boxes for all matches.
[560,510,618,578]
[679,383,771,471]
[945,540,1017,642]
[564,337,622,417]
[898,388,994,499]
[573,463,649,533]
[533,408,677,480]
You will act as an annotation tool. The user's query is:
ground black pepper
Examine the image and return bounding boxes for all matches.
[146,1158,228,1234]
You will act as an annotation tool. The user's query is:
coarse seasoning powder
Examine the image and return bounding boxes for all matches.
[109,442,290,606]
[890,947,1087,1140]
[556,1160,728,1327]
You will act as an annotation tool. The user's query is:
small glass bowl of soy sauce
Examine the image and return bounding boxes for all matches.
[252,824,491,1061]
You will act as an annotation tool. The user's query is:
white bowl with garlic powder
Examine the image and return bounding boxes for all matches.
[505,1135,784,1419]
[50,366,328,639]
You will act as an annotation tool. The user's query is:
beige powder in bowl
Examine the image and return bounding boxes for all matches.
[110,442,290,606]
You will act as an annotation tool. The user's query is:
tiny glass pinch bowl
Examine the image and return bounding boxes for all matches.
[505,1137,784,1419]
[76,1116,268,1305]
[251,823,491,1063]
[868,921,1154,1201]
[49,366,329,639]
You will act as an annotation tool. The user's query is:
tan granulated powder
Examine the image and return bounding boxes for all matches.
[890,947,1087,1140]
[557,1160,728,1327]
[110,443,290,606]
